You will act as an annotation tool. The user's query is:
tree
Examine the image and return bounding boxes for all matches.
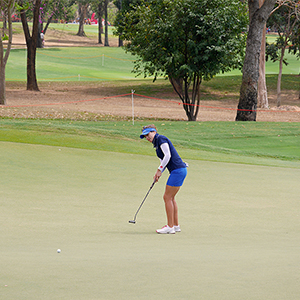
[0,0,15,105]
[89,0,114,45]
[87,0,105,43]
[113,0,123,46]
[95,0,105,44]
[115,0,248,121]
[266,0,300,106]
[104,0,109,46]
[235,0,277,121]
[289,18,300,100]
[258,0,269,109]
[17,0,41,91]
[1,6,7,37]
[76,0,89,36]
[115,1,145,46]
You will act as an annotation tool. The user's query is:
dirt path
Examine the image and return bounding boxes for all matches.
[8,28,119,48]
[2,81,299,122]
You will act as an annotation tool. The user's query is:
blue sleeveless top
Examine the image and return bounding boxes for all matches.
[152,133,186,173]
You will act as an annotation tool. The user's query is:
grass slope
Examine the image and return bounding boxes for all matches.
[0,119,299,168]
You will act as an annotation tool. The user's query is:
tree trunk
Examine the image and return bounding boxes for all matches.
[0,0,14,105]
[3,14,7,30]
[118,0,123,47]
[258,0,269,109]
[20,0,41,91]
[0,61,6,105]
[104,0,109,46]
[44,15,53,35]
[37,23,43,48]
[77,3,87,37]
[169,75,201,121]
[118,36,123,47]
[276,46,285,107]
[98,2,103,44]
[2,14,7,37]
[258,25,269,108]
[26,40,39,90]
[0,18,6,105]
[236,0,276,121]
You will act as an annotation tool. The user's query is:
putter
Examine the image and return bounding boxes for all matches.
[129,180,156,224]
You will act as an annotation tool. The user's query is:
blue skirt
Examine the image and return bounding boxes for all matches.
[167,168,187,187]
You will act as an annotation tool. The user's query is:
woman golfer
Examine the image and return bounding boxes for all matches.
[140,125,187,234]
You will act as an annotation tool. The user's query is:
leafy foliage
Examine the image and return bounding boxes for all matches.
[266,1,300,63]
[14,1,30,11]
[265,0,300,106]
[1,33,9,41]
[115,0,248,120]
[266,39,289,65]
[116,0,248,80]
[288,25,300,59]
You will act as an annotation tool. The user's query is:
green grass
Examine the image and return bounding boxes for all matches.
[206,74,299,92]
[200,74,299,101]
[5,45,300,82]
[0,119,299,168]
[1,137,300,300]
[193,73,299,102]
[6,47,138,81]
[222,50,300,76]
[6,47,299,81]
[47,22,115,37]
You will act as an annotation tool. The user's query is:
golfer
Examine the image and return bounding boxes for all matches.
[140,125,187,234]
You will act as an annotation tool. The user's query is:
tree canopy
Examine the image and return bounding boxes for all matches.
[115,0,248,121]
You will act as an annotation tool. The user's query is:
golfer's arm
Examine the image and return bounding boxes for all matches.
[158,143,171,172]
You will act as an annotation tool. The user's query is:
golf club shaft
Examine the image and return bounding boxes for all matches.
[131,180,156,222]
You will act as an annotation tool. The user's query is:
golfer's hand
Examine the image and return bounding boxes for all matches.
[154,170,162,182]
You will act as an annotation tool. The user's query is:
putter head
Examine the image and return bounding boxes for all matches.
[128,220,136,224]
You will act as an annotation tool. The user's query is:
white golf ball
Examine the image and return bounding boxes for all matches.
[57,249,61,253]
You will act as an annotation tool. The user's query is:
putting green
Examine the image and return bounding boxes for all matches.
[1,141,300,299]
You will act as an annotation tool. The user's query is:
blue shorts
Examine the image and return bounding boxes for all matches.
[167,168,187,187]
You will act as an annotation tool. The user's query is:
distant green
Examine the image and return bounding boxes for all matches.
[6,47,138,81]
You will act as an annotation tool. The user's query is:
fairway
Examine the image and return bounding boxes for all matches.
[6,47,138,81]
[5,47,299,81]
[1,141,300,300]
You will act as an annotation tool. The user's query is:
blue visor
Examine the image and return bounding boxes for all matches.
[140,128,156,139]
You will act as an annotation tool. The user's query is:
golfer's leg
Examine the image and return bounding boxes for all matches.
[163,185,180,228]
[173,199,179,226]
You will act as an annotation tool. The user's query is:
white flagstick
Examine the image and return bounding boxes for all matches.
[131,89,135,125]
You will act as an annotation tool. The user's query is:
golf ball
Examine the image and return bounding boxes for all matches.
[57,249,61,253]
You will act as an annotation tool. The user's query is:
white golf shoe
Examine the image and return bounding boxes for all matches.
[174,225,181,232]
[156,225,175,234]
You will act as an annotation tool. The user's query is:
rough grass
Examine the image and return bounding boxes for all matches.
[1,119,299,168]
